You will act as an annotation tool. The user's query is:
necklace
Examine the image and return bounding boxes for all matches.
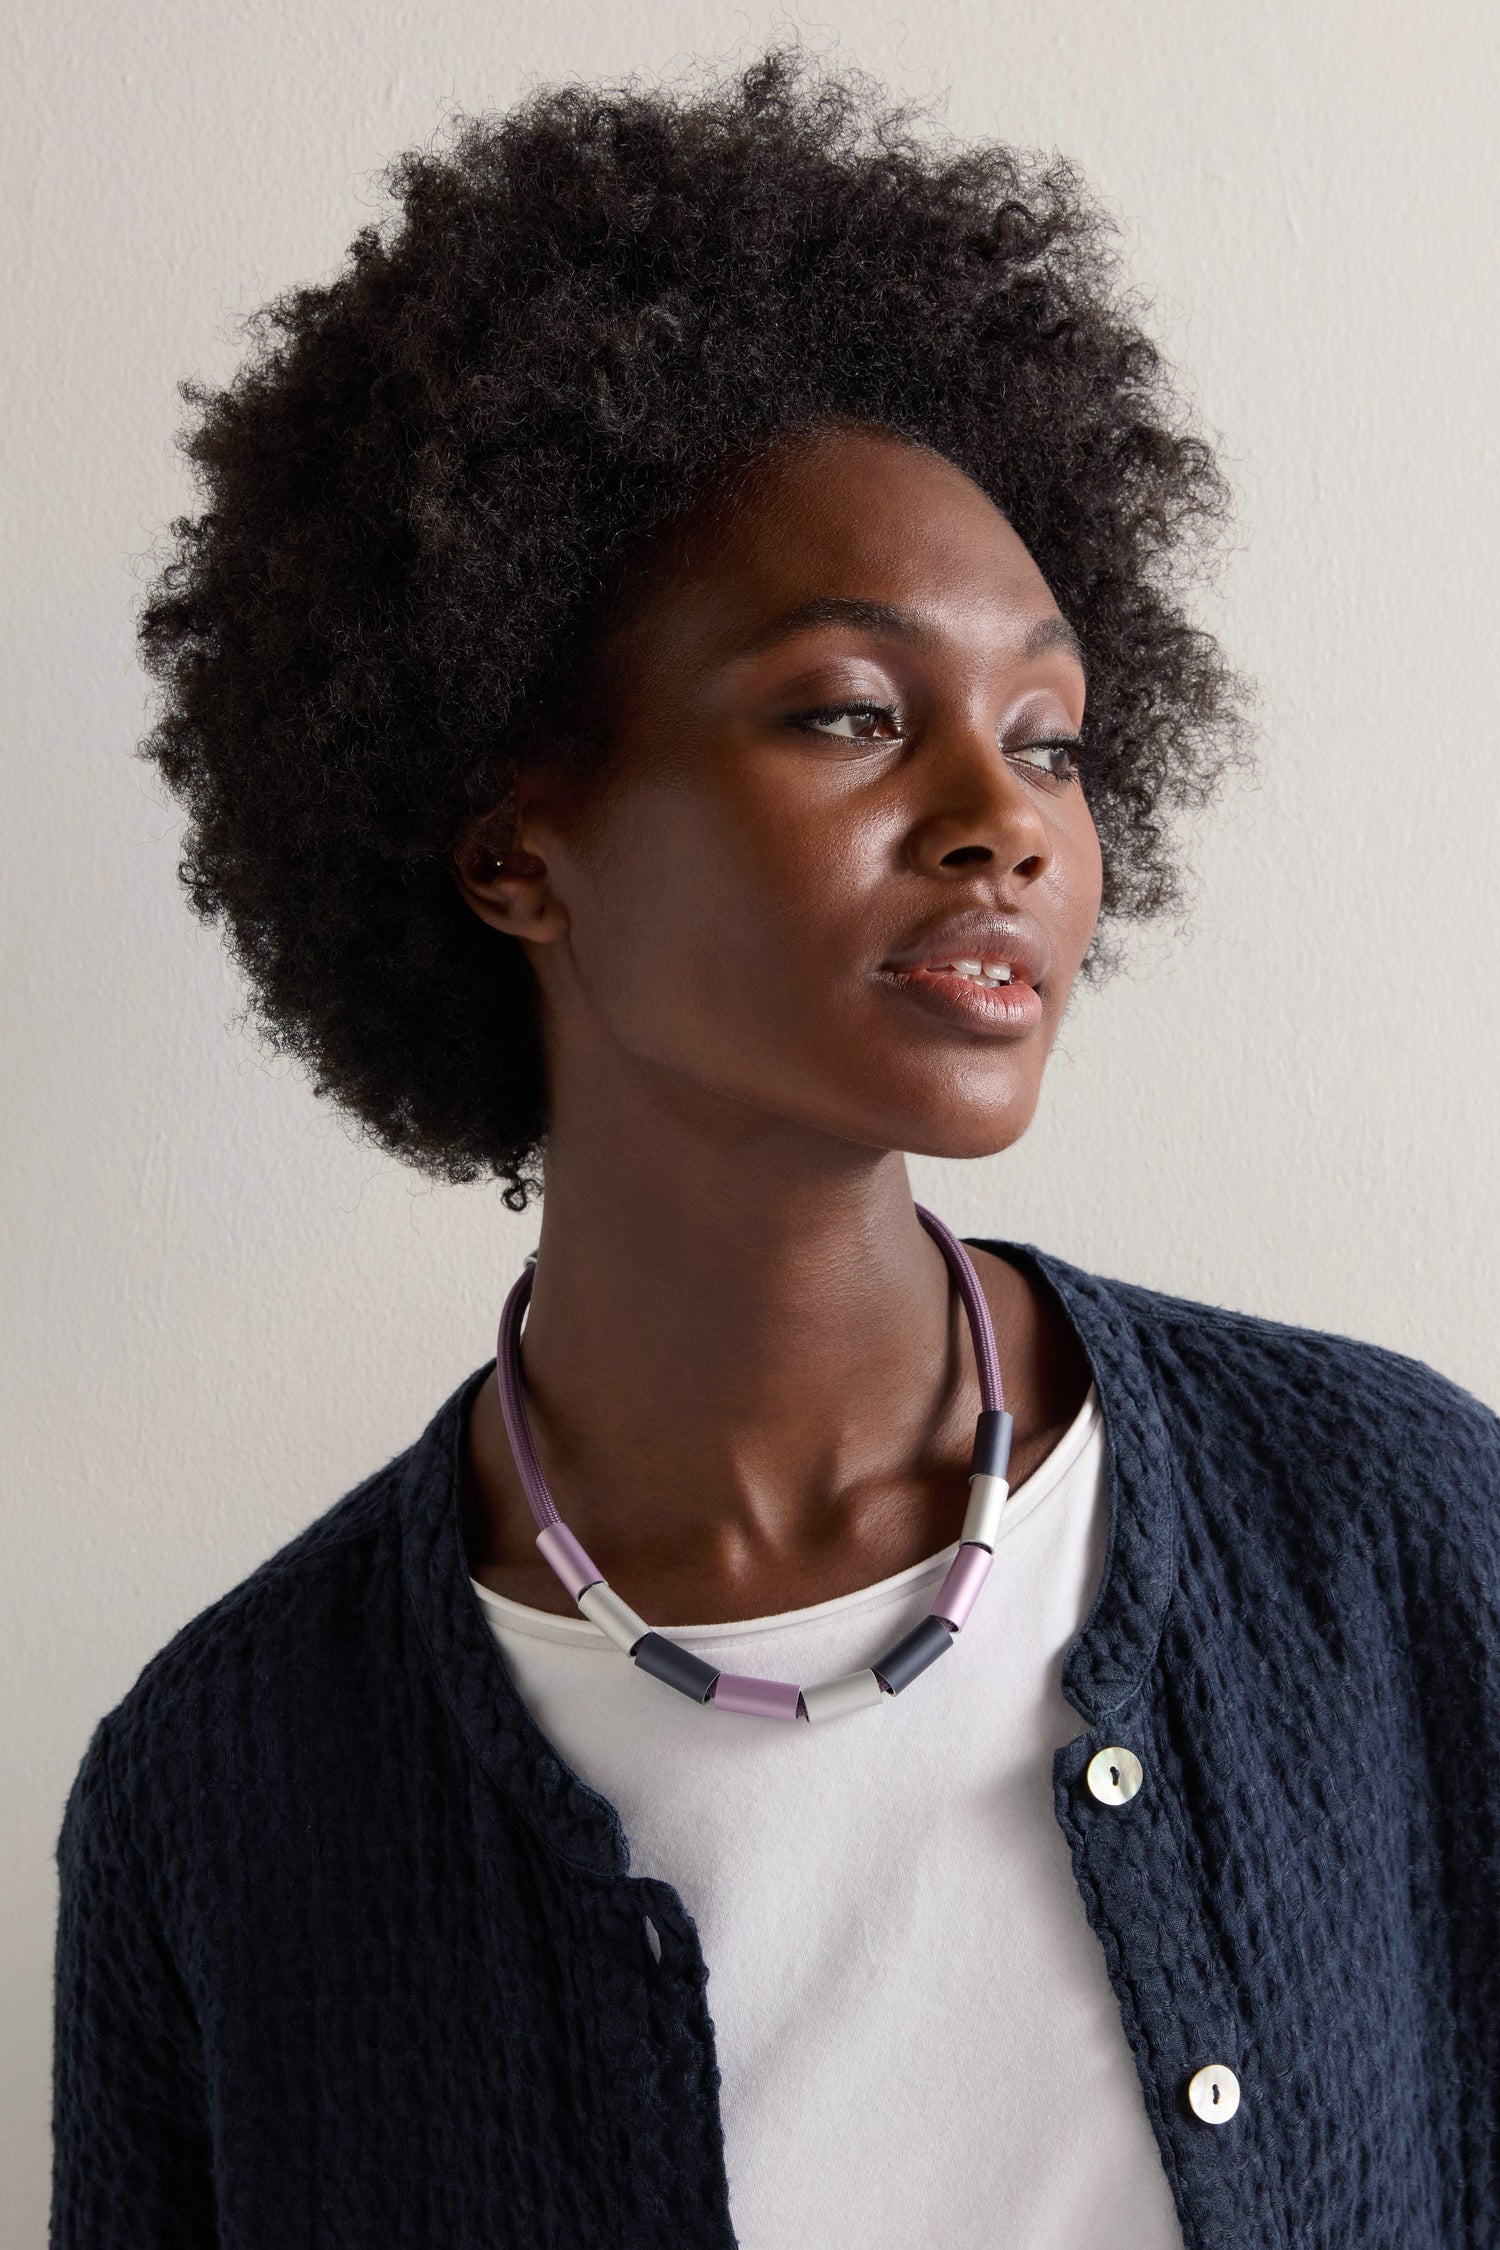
[493,1203,1013,1724]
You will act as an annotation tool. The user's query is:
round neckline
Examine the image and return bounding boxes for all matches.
[470,1382,1100,1647]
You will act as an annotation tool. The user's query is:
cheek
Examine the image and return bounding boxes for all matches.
[554,759,1102,1148]
[1047,793,1104,963]
[562,777,836,1071]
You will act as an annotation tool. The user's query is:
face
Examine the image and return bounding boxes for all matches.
[457,424,1103,1162]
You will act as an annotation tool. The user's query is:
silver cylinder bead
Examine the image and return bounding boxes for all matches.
[960,1472,1009,1551]
[577,1581,650,1655]
[799,1669,887,1724]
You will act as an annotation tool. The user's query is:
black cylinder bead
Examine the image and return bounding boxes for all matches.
[970,1409,1014,1480]
[871,1615,955,1695]
[632,1633,720,1704]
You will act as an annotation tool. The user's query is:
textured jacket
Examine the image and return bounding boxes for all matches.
[51,1242,1500,2248]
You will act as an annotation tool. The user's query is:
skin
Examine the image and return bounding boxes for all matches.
[452,423,1103,1626]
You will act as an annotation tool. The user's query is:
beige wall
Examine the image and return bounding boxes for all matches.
[4,0,1497,2229]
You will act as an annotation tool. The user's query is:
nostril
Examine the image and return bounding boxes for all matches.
[940,844,993,868]
[643,1914,662,1965]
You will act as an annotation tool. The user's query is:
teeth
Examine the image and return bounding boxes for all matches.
[924,958,1017,985]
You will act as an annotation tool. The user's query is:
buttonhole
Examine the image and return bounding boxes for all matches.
[643,1914,662,1965]
[1109,1763,1121,1788]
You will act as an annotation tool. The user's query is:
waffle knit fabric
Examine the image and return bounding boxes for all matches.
[52,1241,1500,2249]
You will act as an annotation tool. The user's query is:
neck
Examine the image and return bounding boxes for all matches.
[463,1060,1089,1622]
[529,1110,957,1466]
[488,1061,986,1584]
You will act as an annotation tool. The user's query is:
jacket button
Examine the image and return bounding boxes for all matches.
[1086,1746,1143,1805]
[1187,2064,1240,2124]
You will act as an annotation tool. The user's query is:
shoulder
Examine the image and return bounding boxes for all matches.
[63,1372,477,1863]
[107,1451,402,1749]
[1005,1249,1500,1725]
[1112,1269,1496,1486]
[987,1239,1499,1548]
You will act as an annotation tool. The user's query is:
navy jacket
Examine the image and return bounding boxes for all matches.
[52,1243,1500,2248]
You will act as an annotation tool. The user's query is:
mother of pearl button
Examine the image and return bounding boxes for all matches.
[1187,2064,1241,2124]
[1086,1746,1144,1805]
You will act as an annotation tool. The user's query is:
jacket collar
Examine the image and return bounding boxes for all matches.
[984,1242,1180,1724]
[398,1359,636,1878]
[398,1240,1179,1873]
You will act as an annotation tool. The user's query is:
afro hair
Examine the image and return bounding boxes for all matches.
[137,45,1249,1207]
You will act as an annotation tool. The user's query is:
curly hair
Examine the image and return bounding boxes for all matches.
[137,45,1249,1207]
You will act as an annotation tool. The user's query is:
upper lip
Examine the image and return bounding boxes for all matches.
[881,910,1051,988]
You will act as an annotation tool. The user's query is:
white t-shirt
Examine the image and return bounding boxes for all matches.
[473,1386,1183,2250]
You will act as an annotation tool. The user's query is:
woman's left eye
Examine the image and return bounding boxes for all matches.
[1009,736,1083,782]
[790,703,903,742]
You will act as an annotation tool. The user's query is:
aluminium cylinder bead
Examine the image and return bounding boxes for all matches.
[872,1614,954,1694]
[577,1581,650,1655]
[961,1473,1009,1551]
[711,1672,802,1722]
[799,1669,887,1724]
[535,1520,605,1602]
[931,1540,993,1631]
[632,1632,721,1703]
[970,1408,1014,1480]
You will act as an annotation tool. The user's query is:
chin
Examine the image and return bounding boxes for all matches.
[900,1123,1033,1162]
[864,1088,1041,1163]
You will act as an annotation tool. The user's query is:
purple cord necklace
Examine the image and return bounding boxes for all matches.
[494,1203,1014,1723]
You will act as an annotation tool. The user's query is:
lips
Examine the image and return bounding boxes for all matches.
[878,911,1050,1037]
[882,913,1050,991]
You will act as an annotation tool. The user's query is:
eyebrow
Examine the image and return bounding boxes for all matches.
[1020,615,1087,669]
[732,595,1086,673]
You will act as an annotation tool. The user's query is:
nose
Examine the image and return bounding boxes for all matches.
[904,719,1054,885]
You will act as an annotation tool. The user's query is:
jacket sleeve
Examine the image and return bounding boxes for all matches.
[52,1719,217,2249]
[1405,1384,1500,2225]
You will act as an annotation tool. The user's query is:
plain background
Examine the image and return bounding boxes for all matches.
[5,0,1498,2230]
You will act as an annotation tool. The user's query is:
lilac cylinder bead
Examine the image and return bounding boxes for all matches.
[931,1541,993,1631]
[711,1673,802,1722]
[535,1520,604,1601]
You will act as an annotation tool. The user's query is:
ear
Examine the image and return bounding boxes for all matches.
[450,802,570,943]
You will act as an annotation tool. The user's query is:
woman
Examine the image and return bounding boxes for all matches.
[53,49,1499,2250]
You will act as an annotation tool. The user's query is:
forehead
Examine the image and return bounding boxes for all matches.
[615,425,1064,677]
[629,425,1061,661]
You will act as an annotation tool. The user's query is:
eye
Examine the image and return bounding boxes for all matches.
[789,702,904,743]
[1008,735,1083,783]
